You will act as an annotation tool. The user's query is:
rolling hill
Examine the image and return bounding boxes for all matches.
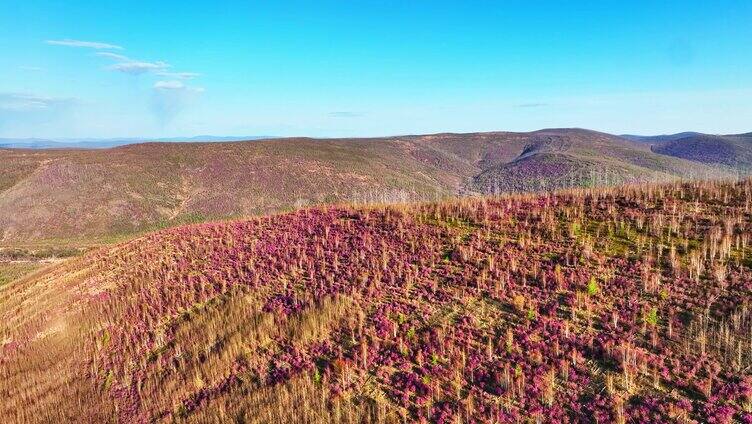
[652,134,752,170]
[621,132,704,144]
[622,132,752,170]
[0,129,740,245]
[0,136,274,149]
[2,179,751,423]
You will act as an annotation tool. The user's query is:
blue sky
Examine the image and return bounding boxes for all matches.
[0,1,750,138]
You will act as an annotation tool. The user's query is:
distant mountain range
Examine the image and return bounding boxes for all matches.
[622,131,752,170]
[0,135,275,149]
[1,128,750,243]
[3,131,749,150]
[620,132,705,143]
[622,131,752,143]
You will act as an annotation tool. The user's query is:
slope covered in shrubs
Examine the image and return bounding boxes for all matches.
[652,134,752,170]
[2,179,752,423]
[0,129,734,244]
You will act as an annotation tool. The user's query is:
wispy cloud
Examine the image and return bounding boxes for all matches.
[0,93,72,112]
[49,39,200,78]
[154,80,204,92]
[155,71,201,80]
[95,52,130,61]
[19,66,44,72]
[46,39,122,50]
[40,38,204,130]
[515,103,549,108]
[151,82,204,127]
[328,111,364,118]
[0,92,76,134]
[154,80,185,90]
[110,60,170,75]
[96,52,196,77]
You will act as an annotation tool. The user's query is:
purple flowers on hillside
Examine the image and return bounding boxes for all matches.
[10,180,751,423]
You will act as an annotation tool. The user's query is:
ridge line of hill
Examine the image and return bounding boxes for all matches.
[0,128,749,244]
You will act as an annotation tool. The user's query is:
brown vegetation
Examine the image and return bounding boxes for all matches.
[0,129,737,244]
[2,178,752,422]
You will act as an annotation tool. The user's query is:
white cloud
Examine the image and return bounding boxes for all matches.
[19,66,44,72]
[54,41,201,80]
[154,80,204,93]
[515,103,549,108]
[154,80,185,90]
[155,71,201,80]
[0,93,76,135]
[109,61,170,75]
[46,39,122,50]
[96,52,179,76]
[96,52,130,61]
[151,82,203,127]
[0,93,71,112]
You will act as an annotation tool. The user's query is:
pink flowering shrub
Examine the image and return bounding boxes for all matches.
[3,179,752,423]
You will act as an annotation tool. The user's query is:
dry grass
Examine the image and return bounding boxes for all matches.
[1,129,738,244]
[0,262,44,288]
[2,178,752,422]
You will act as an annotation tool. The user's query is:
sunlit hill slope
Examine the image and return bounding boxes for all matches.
[1,129,743,244]
[2,179,752,422]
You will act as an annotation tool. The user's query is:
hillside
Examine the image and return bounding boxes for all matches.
[2,179,751,423]
[652,134,752,170]
[467,129,728,193]
[0,136,273,149]
[0,129,736,244]
[621,132,704,144]
[621,132,752,171]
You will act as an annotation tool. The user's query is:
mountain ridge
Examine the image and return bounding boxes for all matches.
[0,135,276,149]
[0,128,745,244]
